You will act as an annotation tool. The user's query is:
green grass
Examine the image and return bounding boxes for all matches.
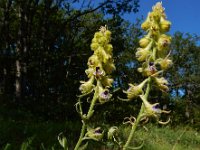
[121,124,200,150]
[1,118,199,150]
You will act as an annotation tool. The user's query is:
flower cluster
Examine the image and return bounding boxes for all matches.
[79,26,115,104]
[137,2,172,76]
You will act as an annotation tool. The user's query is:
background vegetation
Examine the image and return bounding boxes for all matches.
[0,0,199,149]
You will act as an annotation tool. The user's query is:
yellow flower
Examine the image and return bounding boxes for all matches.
[79,76,95,94]
[103,60,116,74]
[104,30,112,40]
[87,55,100,67]
[104,44,113,54]
[90,42,99,51]
[101,76,113,87]
[98,86,112,104]
[139,35,151,48]
[140,95,171,124]
[85,127,104,141]
[124,79,147,100]
[154,77,169,92]
[85,68,94,78]
[136,47,151,62]
[157,58,173,70]
[141,13,151,31]
[149,11,160,22]
[157,34,171,51]
[94,47,111,63]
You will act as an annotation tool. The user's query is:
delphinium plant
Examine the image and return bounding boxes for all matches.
[59,25,116,150]
[121,2,172,149]
[58,2,173,150]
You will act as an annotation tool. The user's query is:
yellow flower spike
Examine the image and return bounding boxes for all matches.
[160,16,171,33]
[79,76,95,94]
[157,34,171,51]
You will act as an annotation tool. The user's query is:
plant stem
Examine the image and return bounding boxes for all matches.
[74,122,86,150]
[123,104,144,150]
[74,81,100,150]
[144,77,151,99]
[123,77,151,150]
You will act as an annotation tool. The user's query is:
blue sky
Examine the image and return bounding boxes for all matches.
[123,0,200,35]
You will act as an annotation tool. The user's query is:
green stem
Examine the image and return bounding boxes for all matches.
[123,104,144,150]
[152,47,156,61]
[123,77,151,150]
[74,81,100,150]
[74,122,86,150]
[144,77,151,99]
[86,81,99,119]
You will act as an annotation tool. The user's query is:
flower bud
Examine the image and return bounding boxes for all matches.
[94,32,103,39]
[141,13,151,31]
[105,30,111,40]
[149,11,160,22]
[136,48,151,62]
[98,36,107,45]
[160,17,171,32]
[79,76,95,94]
[139,35,151,48]
[90,42,99,51]
[104,44,113,54]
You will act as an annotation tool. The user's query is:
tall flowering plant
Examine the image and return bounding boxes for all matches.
[59,26,116,150]
[58,2,173,150]
[122,2,172,149]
